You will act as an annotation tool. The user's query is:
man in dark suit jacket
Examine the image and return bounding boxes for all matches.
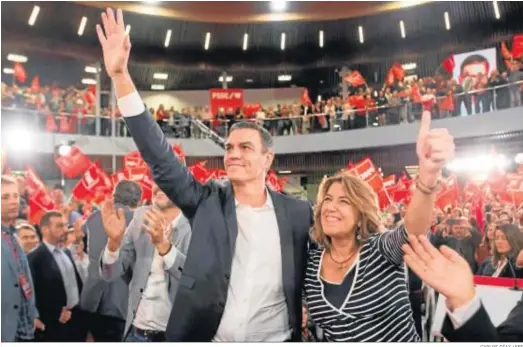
[403,234,523,342]
[80,180,141,341]
[96,8,312,341]
[28,211,87,342]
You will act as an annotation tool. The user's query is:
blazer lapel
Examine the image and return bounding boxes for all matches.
[269,190,295,310]
[2,238,18,275]
[221,183,238,256]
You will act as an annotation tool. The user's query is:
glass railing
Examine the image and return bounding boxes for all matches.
[1,80,522,139]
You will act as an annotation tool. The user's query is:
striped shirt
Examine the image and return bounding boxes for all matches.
[304,225,420,342]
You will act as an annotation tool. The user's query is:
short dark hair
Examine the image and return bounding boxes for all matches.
[40,211,63,228]
[1,175,17,186]
[53,184,64,191]
[460,54,489,75]
[113,180,142,209]
[229,121,273,152]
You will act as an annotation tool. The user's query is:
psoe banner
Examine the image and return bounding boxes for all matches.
[209,88,244,115]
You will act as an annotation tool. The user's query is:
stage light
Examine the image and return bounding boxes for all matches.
[151,84,165,90]
[319,30,324,48]
[85,66,98,74]
[7,54,28,63]
[400,20,406,39]
[3,68,14,74]
[278,74,292,82]
[218,76,233,82]
[164,29,172,47]
[5,129,33,152]
[358,26,364,44]
[78,17,88,36]
[270,0,287,12]
[444,11,451,30]
[58,144,72,157]
[81,78,96,85]
[153,73,168,80]
[243,33,249,51]
[446,154,511,174]
[280,32,286,51]
[278,170,292,174]
[28,5,40,26]
[493,1,500,19]
[204,32,211,50]
[515,153,523,164]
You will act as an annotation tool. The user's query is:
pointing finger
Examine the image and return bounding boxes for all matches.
[418,110,432,138]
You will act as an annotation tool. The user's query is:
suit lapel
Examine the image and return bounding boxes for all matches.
[2,238,18,275]
[221,183,238,256]
[269,190,295,310]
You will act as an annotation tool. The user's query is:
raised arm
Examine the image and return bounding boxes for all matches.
[404,110,454,237]
[96,8,208,218]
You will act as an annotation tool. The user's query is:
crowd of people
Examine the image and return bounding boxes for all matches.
[2,7,523,343]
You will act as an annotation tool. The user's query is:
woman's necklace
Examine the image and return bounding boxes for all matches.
[328,247,359,270]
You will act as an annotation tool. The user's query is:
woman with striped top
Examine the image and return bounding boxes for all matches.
[303,111,455,342]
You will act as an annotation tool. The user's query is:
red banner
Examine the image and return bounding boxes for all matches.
[344,70,366,87]
[123,151,144,168]
[512,33,523,59]
[55,146,92,179]
[266,171,287,193]
[209,88,244,116]
[72,162,113,203]
[24,166,46,196]
[28,189,55,225]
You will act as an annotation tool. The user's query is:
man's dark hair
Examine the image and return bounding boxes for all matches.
[113,180,142,209]
[53,184,64,191]
[460,54,489,74]
[40,211,63,228]
[229,122,273,152]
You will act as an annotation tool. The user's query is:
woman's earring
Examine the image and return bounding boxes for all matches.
[356,227,361,242]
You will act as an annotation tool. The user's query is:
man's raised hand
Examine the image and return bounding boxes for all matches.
[96,8,130,79]
[100,197,126,245]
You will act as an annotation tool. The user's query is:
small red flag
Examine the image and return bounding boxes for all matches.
[441,54,455,74]
[55,146,92,179]
[344,71,366,87]
[30,76,41,93]
[13,62,27,83]
[512,33,523,59]
[300,89,313,106]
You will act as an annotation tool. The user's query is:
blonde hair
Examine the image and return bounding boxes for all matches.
[311,172,382,249]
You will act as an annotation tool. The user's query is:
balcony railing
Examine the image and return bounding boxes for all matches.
[1,81,522,140]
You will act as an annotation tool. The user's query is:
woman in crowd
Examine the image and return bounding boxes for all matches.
[489,224,523,278]
[476,223,496,275]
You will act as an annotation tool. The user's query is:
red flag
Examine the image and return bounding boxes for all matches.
[501,42,513,60]
[348,157,384,193]
[123,151,144,168]
[59,115,72,133]
[24,166,46,196]
[386,69,395,86]
[72,162,113,203]
[172,144,186,165]
[13,62,27,83]
[55,146,92,179]
[188,162,212,184]
[300,89,313,106]
[28,189,55,225]
[84,86,96,105]
[344,71,366,87]
[391,62,406,81]
[266,171,287,193]
[441,55,455,74]
[512,33,523,59]
[45,114,58,132]
[30,76,41,93]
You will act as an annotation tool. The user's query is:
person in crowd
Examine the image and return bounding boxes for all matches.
[50,184,82,226]
[488,223,523,278]
[28,211,87,342]
[74,238,89,284]
[16,176,29,220]
[499,210,513,225]
[403,234,523,342]
[508,63,523,107]
[80,179,142,342]
[96,9,312,341]
[1,176,42,342]
[431,217,482,272]
[476,222,496,274]
[304,109,455,342]
[99,183,192,342]
[16,223,40,254]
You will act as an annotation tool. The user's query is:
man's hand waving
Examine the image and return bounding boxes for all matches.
[96,8,131,79]
[402,235,476,311]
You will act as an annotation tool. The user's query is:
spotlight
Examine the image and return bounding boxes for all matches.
[5,129,33,152]
[58,144,72,157]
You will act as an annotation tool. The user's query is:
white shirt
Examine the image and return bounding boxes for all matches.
[118,92,291,340]
[446,295,482,329]
[213,193,291,342]
[103,213,181,332]
[43,241,80,308]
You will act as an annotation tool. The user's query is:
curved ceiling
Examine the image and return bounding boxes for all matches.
[74,1,430,24]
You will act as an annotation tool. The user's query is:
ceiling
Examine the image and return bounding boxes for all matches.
[2,1,523,91]
[74,1,429,24]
